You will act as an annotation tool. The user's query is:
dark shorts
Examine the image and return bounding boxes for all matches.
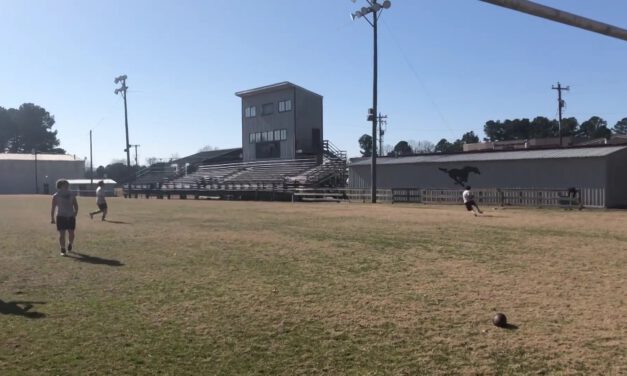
[56,216,76,231]
[465,200,477,211]
[98,203,108,211]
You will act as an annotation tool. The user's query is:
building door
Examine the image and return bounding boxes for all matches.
[312,128,321,153]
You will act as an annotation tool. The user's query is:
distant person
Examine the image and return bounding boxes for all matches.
[51,179,79,256]
[462,185,483,216]
[89,181,108,221]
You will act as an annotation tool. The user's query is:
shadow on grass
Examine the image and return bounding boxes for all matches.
[68,252,124,267]
[500,323,519,330]
[0,300,46,319]
[104,220,131,225]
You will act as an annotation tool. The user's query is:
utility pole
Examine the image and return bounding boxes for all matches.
[552,82,569,147]
[130,144,140,167]
[89,130,93,186]
[378,113,388,156]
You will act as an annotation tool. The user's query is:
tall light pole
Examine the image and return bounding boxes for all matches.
[351,0,392,203]
[114,75,131,168]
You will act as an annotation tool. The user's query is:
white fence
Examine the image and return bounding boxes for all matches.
[290,187,605,208]
[388,187,606,209]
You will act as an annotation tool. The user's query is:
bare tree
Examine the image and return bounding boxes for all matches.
[198,145,219,152]
[382,144,394,156]
[408,140,435,154]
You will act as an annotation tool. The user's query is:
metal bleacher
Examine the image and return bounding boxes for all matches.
[128,141,347,200]
[163,158,318,190]
[132,163,178,188]
[286,141,347,187]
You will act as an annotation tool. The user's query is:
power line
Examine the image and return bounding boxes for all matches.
[380,19,457,139]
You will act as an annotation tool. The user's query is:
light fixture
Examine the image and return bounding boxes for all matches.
[114,75,127,84]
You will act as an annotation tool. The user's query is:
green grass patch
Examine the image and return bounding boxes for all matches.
[1,197,625,374]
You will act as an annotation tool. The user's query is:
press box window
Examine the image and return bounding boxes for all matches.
[249,133,255,144]
[244,106,256,118]
[261,103,274,116]
[280,129,287,140]
[278,99,292,113]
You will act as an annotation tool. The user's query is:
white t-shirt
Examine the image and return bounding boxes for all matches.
[96,186,106,204]
[462,190,472,203]
[54,191,76,217]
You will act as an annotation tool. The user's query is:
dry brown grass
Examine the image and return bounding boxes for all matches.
[0,196,625,375]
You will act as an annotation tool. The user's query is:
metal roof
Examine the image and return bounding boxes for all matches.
[350,145,627,166]
[173,148,242,165]
[0,153,81,161]
[66,179,117,185]
[235,81,322,98]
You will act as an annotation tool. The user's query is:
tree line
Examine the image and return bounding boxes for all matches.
[359,115,627,157]
[0,104,65,153]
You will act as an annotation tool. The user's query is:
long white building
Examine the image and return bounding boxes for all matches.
[0,153,85,194]
[348,145,627,208]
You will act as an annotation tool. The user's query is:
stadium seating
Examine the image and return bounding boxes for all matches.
[138,141,347,192]
[132,163,178,188]
[165,158,318,189]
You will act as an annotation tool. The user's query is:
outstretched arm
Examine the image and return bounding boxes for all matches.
[72,196,79,216]
[50,196,57,223]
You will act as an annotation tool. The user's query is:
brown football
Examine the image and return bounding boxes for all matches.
[493,313,507,327]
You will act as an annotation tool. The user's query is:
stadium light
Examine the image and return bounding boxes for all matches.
[351,0,392,203]
[114,74,132,196]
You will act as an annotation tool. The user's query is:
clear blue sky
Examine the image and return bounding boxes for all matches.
[2,0,627,166]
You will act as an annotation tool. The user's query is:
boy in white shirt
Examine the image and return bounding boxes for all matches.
[462,185,483,216]
[89,181,108,221]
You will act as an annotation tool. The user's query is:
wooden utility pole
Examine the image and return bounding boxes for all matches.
[552,82,570,146]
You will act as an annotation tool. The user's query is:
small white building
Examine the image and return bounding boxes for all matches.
[66,179,117,197]
[0,153,85,194]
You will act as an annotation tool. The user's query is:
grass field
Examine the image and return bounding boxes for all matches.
[1,195,625,375]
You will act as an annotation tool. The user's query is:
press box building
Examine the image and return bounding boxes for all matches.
[235,82,323,161]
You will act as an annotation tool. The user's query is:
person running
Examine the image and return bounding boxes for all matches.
[462,185,483,216]
[89,180,108,221]
[51,179,79,256]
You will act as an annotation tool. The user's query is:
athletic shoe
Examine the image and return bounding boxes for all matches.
[68,243,73,252]
[60,249,66,256]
